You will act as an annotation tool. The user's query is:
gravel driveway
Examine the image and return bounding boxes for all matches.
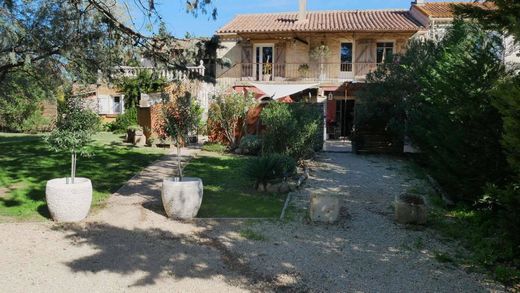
[0,151,503,292]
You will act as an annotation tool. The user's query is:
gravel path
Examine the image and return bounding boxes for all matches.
[0,151,504,292]
[205,153,504,292]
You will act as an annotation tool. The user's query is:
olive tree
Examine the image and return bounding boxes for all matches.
[45,96,100,184]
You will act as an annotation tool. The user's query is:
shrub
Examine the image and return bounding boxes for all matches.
[108,107,138,133]
[245,154,296,189]
[208,92,255,148]
[201,142,227,153]
[20,110,54,133]
[239,135,262,155]
[356,21,508,201]
[261,102,322,161]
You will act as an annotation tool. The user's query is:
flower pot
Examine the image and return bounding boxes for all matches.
[394,193,427,225]
[162,177,203,219]
[45,177,92,222]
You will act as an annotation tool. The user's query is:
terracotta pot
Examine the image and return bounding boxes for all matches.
[45,177,92,222]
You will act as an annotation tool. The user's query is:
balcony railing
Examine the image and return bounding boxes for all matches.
[216,62,379,84]
[116,61,206,82]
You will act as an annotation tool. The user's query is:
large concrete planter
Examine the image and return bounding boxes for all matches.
[45,178,92,222]
[394,193,427,225]
[162,177,203,220]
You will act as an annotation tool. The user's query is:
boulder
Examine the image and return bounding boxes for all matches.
[309,193,341,223]
[394,193,427,225]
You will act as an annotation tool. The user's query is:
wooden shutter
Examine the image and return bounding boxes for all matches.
[355,39,375,76]
[98,95,111,114]
[274,42,286,78]
[241,43,253,78]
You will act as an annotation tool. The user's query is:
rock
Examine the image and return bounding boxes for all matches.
[309,193,341,223]
[234,148,243,154]
[134,134,146,146]
[288,181,298,191]
[266,182,282,193]
[279,182,290,193]
[394,193,427,225]
[256,184,266,192]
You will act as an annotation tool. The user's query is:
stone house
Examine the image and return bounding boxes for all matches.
[214,0,515,141]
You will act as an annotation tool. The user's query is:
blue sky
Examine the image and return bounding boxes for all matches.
[142,0,471,37]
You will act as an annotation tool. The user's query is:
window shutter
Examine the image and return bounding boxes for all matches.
[355,39,375,76]
[98,95,111,114]
[274,42,286,78]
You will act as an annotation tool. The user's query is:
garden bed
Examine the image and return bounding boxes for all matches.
[183,152,286,218]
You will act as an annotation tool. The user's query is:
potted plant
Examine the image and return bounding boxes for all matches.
[298,64,310,78]
[263,62,272,81]
[44,96,100,222]
[161,92,203,219]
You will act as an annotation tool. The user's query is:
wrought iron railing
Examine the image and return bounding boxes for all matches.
[216,62,380,83]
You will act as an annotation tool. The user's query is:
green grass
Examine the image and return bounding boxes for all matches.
[183,152,285,218]
[0,132,165,221]
[239,228,267,241]
[201,142,227,153]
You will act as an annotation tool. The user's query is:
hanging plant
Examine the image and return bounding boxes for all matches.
[310,44,331,61]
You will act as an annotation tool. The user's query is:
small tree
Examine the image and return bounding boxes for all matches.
[208,92,254,148]
[45,96,100,184]
[162,92,201,181]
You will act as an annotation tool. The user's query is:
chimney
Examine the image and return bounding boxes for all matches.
[412,0,425,6]
[298,0,307,21]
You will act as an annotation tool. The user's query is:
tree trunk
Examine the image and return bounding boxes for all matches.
[177,145,183,181]
[70,151,77,184]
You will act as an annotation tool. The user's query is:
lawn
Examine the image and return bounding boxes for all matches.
[0,132,165,221]
[184,152,286,218]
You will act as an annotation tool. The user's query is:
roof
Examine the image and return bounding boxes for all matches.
[413,1,496,18]
[217,10,423,34]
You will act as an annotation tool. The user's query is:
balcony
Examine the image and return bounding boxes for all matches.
[216,62,379,86]
[115,61,206,82]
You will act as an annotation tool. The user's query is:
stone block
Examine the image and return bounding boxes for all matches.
[309,193,341,223]
[394,194,427,225]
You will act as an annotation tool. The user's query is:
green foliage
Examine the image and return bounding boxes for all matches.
[162,92,202,179]
[239,135,262,155]
[454,0,520,42]
[45,96,100,155]
[162,92,201,148]
[357,21,508,200]
[0,68,58,132]
[492,75,520,177]
[19,110,53,134]
[245,154,296,188]
[183,153,285,218]
[261,102,322,161]
[107,107,138,133]
[201,142,227,153]
[117,70,166,108]
[208,92,255,148]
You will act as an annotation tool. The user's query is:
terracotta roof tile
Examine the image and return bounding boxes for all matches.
[217,10,423,34]
[414,1,496,18]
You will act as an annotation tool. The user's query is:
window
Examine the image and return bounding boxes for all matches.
[376,42,394,63]
[340,43,353,72]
